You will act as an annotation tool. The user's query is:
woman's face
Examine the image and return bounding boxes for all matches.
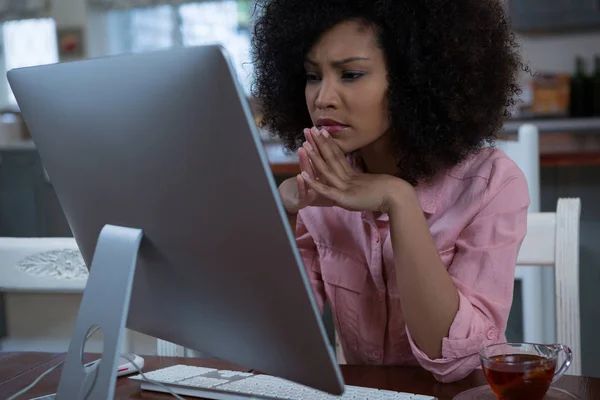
[304,20,390,154]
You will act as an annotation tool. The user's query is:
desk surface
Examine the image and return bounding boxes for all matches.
[1,352,599,399]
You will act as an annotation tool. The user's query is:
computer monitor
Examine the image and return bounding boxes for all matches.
[7,45,343,397]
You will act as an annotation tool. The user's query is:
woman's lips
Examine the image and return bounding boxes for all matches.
[315,118,349,134]
[318,125,348,133]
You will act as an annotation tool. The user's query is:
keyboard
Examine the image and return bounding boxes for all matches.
[129,364,437,399]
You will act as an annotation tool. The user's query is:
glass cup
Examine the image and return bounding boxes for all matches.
[479,342,572,400]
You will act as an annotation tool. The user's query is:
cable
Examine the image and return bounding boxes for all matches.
[6,362,62,400]
[7,324,185,400]
[7,326,100,400]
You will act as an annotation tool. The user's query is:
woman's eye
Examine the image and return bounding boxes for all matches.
[306,73,321,82]
[342,72,364,81]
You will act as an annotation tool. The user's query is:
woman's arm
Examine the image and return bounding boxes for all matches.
[384,171,529,383]
[386,182,459,359]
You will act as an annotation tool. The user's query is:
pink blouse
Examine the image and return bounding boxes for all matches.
[295,147,530,383]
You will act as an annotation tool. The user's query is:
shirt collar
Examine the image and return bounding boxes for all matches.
[415,174,443,215]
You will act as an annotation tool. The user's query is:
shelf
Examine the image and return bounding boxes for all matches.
[540,153,600,167]
[263,131,600,173]
[269,155,600,173]
[503,118,600,134]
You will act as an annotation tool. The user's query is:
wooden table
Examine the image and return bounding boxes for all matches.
[1,352,599,399]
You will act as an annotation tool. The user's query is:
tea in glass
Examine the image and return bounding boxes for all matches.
[480,343,572,400]
[483,353,556,399]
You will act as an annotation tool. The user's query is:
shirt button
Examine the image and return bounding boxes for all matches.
[487,328,497,340]
[375,233,381,243]
[372,350,381,359]
[377,293,385,302]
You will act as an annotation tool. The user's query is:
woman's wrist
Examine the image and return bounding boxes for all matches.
[381,178,417,216]
[279,177,301,215]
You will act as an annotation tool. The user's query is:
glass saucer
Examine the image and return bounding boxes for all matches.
[453,385,581,399]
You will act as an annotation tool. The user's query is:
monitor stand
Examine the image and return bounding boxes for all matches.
[56,224,143,400]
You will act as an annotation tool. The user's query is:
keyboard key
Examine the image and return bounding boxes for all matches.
[130,365,217,383]
[178,376,229,388]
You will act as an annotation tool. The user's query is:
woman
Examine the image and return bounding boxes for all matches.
[251,0,530,383]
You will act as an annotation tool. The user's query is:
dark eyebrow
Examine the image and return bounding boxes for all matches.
[304,57,370,67]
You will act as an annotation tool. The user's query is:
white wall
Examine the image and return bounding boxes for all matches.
[518,32,600,75]
[50,0,115,60]
[51,0,89,58]
[51,0,88,30]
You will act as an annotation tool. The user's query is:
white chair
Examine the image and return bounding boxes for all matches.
[0,238,156,355]
[0,238,90,352]
[497,124,557,345]
[516,198,581,375]
[496,123,541,211]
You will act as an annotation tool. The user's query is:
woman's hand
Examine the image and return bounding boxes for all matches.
[278,128,337,214]
[300,127,407,214]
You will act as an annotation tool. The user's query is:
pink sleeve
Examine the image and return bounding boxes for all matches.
[296,212,326,314]
[407,169,530,383]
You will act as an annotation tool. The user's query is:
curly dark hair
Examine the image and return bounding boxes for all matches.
[251,0,525,185]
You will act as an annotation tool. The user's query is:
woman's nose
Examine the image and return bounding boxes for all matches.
[314,79,340,110]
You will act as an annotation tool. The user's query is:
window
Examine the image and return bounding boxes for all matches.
[2,18,59,106]
[130,5,174,53]
[109,1,253,94]
[179,2,252,92]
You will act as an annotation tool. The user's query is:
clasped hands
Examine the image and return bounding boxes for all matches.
[280,126,407,215]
